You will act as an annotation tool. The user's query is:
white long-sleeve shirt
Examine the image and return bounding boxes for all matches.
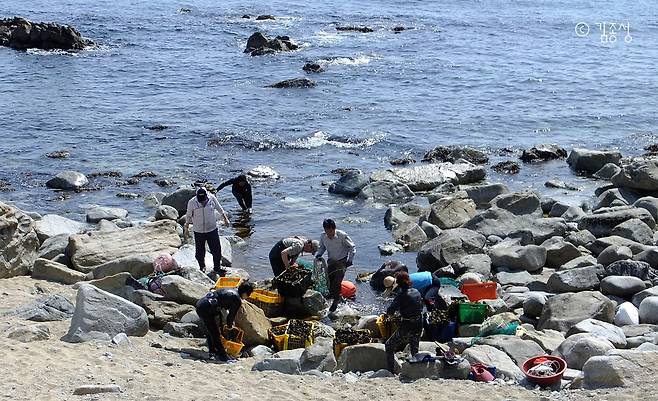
[185,193,226,233]
[316,229,356,263]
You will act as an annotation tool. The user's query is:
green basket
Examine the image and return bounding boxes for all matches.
[457,303,488,324]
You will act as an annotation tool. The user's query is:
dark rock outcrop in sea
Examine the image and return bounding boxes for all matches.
[492,161,520,174]
[520,144,568,163]
[0,17,93,51]
[303,62,325,73]
[266,78,316,89]
[422,145,488,165]
[336,26,374,33]
[244,32,298,56]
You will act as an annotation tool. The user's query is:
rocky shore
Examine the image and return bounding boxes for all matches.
[2,144,658,399]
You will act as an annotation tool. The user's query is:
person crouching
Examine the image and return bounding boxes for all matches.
[384,272,423,373]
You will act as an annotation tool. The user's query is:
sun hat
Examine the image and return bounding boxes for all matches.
[382,276,397,297]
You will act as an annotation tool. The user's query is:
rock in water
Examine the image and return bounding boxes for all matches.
[67,220,181,272]
[45,171,89,190]
[371,162,486,191]
[34,214,86,242]
[85,206,128,223]
[64,284,149,342]
[357,181,414,203]
[161,187,196,216]
[566,148,622,174]
[491,161,520,174]
[328,169,368,196]
[422,145,489,165]
[611,157,658,191]
[0,17,93,51]
[267,78,316,88]
[520,144,567,162]
[303,62,325,73]
[244,31,298,55]
[0,202,39,279]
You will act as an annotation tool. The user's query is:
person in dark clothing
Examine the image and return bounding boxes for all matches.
[384,272,424,373]
[422,274,449,311]
[195,282,254,362]
[217,174,253,213]
[369,260,408,292]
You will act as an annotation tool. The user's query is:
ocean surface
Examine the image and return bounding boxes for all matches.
[2,0,658,305]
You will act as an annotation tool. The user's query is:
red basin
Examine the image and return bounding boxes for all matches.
[522,355,567,387]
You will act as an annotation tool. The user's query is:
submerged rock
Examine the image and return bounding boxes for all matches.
[45,171,88,190]
[520,144,567,163]
[0,17,93,51]
[422,145,488,165]
[267,78,316,88]
[491,160,520,174]
[303,62,325,73]
[336,26,374,33]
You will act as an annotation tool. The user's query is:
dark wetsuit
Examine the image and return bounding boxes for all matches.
[385,286,423,372]
[369,261,408,292]
[195,288,242,359]
[217,176,252,211]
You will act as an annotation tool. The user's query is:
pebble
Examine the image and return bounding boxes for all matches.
[72,384,121,395]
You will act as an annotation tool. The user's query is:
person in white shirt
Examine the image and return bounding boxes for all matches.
[315,218,356,316]
[184,187,230,280]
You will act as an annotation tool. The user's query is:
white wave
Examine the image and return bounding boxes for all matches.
[291,131,385,149]
[318,54,373,66]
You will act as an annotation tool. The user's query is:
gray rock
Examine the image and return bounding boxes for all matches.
[633,196,658,221]
[538,291,615,332]
[541,236,582,269]
[378,242,404,256]
[33,214,86,242]
[160,275,208,305]
[37,234,69,260]
[86,206,128,224]
[462,344,524,380]
[464,207,567,244]
[589,236,649,256]
[399,358,471,381]
[428,197,476,229]
[611,219,654,245]
[523,292,548,318]
[582,350,658,389]
[632,287,658,308]
[489,243,546,272]
[163,322,203,338]
[370,161,486,192]
[416,228,485,270]
[64,284,149,343]
[267,78,316,89]
[639,296,658,324]
[604,260,651,281]
[45,171,88,190]
[6,323,51,342]
[463,183,509,207]
[358,181,414,203]
[336,343,394,373]
[154,205,179,221]
[174,243,232,282]
[548,201,570,218]
[252,351,302,374]
[300,337,335,372]
[597,245,633,266]
[92,254,156,280]
[566,319,627,348]
[579,208,656,238]
[161,187,196,216]
[600,276,647,298]
[0,202,40,278]
[31,258,87,284]
[235,301,271,346]
[562,206,587,222]
[142,300,194,330]
[520,144,568,162]
[561,255,598,270]
[393,223,428,251]
[566,230,597,248]
[480,335,546,367]
[553,333,615,369]
[249,345,275,359]
[495,271,533,287]
[520,325,565,353]
[419,221,442,240]
[633,248,658,269]
[490,191,542,216]
[422,145,488,165]
[329,169,368,197]
[72,385,122,396]
[384,206,415,230]
[612,157,658,191]
[594,188,639,211]
[3,294,74,322]
[302,289,329,316]
[594,163,622,180]
[547,266,600,293]
[452,254,492,279]
[614,302,640,326]
[567,149,622,174]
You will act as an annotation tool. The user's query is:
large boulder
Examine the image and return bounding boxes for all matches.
[520,144,567,163]
[523,292,548,318]
[567,149,622,174]
[553,333,615,369]
[422,145,488,165]
[0,17,92,51]
[336,343,394,373]
[541,236,582,269]
[384,206,415,230]
[64,284,148,343]
[614,302,640,326]
[161,187,196,216]
[92,254,156,280]
[538,291,615,332]
[357,181,414,203]
[604,260,651,281]
[583,350,658,389]
[463,207,568,244]
[520,325,566,353]
[370,162,486,192]
[490,191,542,216]
[462,344,524,380]
[37,234,70,260]
[31,258,87,284]
[566,319,627,348]
[85,207,128,224]
[300,337,336,372]
[416,228,485,270]
[155,205,179,221]
[547,266,600,293]
[141,300,195,330]
[480,335,546,367]
[235,301,272,346]
[611,219,654,245]
[159,275,208,305]
[633,287,658,308]
[634,248,658,269]
[67,220,181,272]
[639,296,658,324]
[597,245,633,266]
[578,208,655,238]
[252,350,302,375]
[611,157,658,191]
[0,202,39,278]
[428,197,476,229]
[463,183,509,207]
[489,243,547,272]
[495,271,533,287]
[600,276,647,298]
[399,358,471,381]
[34,214,86,242]
[328,169,368,197]
[244,32,298,56]
[634,197,658,220]
[45,170,88,190]
[393,223,428,251]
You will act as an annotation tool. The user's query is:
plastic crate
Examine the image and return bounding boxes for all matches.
[248,289,285,318]
[457,303,488,324]
[424,320,457,342]
[268,320,316,351]
[439,277,460,288]
[376,314,399,340]
[220,326,245,358]
[461,282,497,301]
[214,277,242,290]
[273,268,313,297]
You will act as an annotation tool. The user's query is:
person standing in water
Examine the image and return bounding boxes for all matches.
[315,218,356,317]
[216,174,252,213]
[184,187,230,280]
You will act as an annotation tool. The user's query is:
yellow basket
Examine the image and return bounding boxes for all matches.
[220,326,244,358]
[376,314,399,340]
[214,277,242,289]
[268,321,316,351]
[248,289,285,318]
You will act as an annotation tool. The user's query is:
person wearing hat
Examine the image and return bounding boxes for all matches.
[384,272,424,373]
[216,174,253,213]
[268,236,319,277]
[184,187,230,280]
[383,271,446,310]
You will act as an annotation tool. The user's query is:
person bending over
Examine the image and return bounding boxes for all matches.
[269,236,319,277]
[195,282,254,362]
[217,174,252,213]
